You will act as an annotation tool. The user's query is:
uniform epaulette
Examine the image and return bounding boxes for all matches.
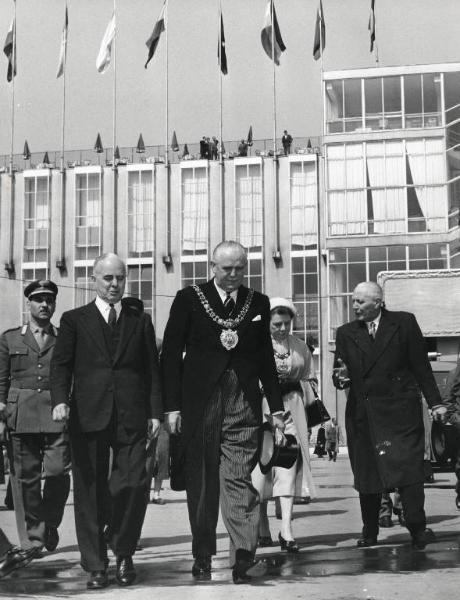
[21,324,28,335]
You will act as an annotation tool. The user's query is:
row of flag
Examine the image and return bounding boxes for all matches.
[3,0,378,83]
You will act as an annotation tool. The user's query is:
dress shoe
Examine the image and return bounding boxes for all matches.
[411,528,435,551]
[258,535,273,547]
[191,556,211,580]
[86,570,109,590]
[0,546,39,579]
[294,496,311,505]
[393,508,406,527]
[44,526,59,552]
[232,558,259,584]
[150,497,166,505]
[357,537,378,547]
[278,533,299,553]
[116,556,136,586]
[378,515,393,528]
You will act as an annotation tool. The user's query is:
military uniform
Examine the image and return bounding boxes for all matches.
[0,322,70,550]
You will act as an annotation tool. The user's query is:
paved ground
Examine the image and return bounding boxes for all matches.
[1,451,460,599]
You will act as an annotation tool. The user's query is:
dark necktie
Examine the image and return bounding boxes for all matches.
[224,293,235,318]
[108,304,117,328]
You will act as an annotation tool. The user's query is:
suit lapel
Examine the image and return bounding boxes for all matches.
[363,311,399,375]
[112,307,138,365]
[78,302,112,362]
[22,326,40,354]
[202,280,226,318]
[348,320,373,356]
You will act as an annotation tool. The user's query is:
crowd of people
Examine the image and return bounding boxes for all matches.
[0,243,459,587]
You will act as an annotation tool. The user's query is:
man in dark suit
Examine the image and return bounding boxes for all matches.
[0,280,70,554]
[333,281,446,550]
[281,130,293,155]
[161,241,284,584]
[51,253,162,590]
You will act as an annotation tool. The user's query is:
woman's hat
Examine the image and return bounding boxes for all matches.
[269,297,296,316]
[258,422,299,474]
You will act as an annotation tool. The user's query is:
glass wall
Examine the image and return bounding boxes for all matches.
[328,242,449,339]
[75,172,102,261]
[235,163,263,291]
[23,175,50,265]
[127,170,154,258]
[127,264,154,317]
[327,139,447,236]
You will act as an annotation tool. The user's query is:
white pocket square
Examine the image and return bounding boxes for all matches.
[251,315,261,322]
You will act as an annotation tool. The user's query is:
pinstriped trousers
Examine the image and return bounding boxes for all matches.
[184,369,260,560]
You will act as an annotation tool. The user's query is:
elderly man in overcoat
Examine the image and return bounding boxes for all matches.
[161,241,284,583]
[333,281,446,550]
[0,280,70,554]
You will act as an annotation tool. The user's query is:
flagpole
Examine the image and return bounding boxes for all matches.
[271,0,277,157]
[317,5,325,403]
[7,0,17,275]
[112,0,118,253]
[59,4,67,270]
[219,0,225,239]
[271,0,280,257]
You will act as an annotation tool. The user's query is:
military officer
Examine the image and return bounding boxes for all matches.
[0,280,70,553]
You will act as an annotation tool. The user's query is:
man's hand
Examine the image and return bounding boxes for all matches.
[52,403,70,422]
[148,418,161,440]
[333,358,351,389]
[432,405,448,423]
[166,411,182,435]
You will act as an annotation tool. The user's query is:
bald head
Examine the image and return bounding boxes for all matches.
[211,241,247,292]
[92,253,126,304]
[352,281,383,322]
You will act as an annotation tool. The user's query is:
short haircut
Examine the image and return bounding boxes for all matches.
[212,241,247,263]
[93,253,126,274]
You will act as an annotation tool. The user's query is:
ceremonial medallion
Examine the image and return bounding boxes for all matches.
[220,328,239,350]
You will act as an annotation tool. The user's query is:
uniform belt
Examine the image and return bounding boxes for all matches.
[9,381,50,390]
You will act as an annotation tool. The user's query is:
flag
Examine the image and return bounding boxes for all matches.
[261,0,286,65]
[171,131,179,152]
[136,133,145,153]
[368,0,376,52]
[43,152,50,165]
[96,12,116,73]
[23,140,31,160]
[247,125,253,146]
[114,145,120,160]
[219,12,228,75]
[182,143,189,158]
[306,138,312,150]
[145,1,166,68]
[313,1,325,61]
[94,133,104,153]
[3,17,16,82]
[56,5,68,78]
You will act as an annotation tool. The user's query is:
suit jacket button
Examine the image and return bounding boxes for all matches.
[37,375,43,381]
[37,364,43,368]
[37,388,42,393]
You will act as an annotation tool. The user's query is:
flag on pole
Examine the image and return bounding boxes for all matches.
[247,126,253,146]
[171,131,179,152]
[43,152,50,165]
[182,143,189,158]
[56,5,68,78]
[145,1,166,68]
[261,0,286,65]
[94,133,104,153]
[23,140,31,160]
[114,145,120,160]
[96,12,116,73]
[313,1,325,61]
[3,17,16,82]
[136,134,145,153]
[219,12,228,75]
[368,0,376,52]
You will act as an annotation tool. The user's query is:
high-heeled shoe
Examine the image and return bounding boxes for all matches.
[278,533,299,553]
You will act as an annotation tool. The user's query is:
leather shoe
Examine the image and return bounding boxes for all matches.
[0,546,39,579]
[357,537,378,547]
[44,526,59,552]
[412,528,435,551]
[378,516,393,528]
[278,533,299,553]
[86,570,109,590]
[116,556,136,586]
[232,559,259,584]
[191,556,211,580]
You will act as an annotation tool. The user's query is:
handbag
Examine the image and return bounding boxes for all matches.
[306,382,331,428]
[169,433,186,492]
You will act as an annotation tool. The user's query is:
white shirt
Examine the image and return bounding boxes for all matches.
[213,279,238,304]
[366,311,382,334]
[95,296,122,324]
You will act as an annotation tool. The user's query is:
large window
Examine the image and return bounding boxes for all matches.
[328,243,449,339]
[127,264,153,317]
[327,139,447,236]
[75,172,102,260]
[128,170,154,258]
[181,166,209,286]
[23,175,50,264]
[236,163,263,291]
[74,265,95,307]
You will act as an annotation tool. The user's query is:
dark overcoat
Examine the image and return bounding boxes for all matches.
[160,280,283,450]
[50,298,162,432]
[334,309,441,493]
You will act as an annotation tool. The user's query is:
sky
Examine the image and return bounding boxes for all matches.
[0,0,460,156]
